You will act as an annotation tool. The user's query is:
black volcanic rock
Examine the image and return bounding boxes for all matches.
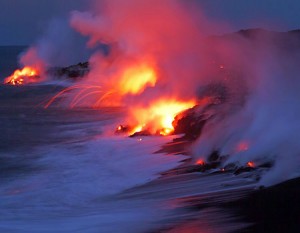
[48,62,89,80]
[172,107,207,140]
[214,28,300,52]
[172,83,230,140]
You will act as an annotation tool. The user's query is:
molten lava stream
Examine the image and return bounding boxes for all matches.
[4,66,39,85]
[127,99,196,136]
[118,63,157,95]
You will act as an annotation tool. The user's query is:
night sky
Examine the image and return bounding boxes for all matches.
[0,0,299,45]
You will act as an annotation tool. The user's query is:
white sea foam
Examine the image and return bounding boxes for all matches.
[0,134,184,232]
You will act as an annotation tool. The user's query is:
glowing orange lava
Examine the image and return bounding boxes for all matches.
[4,66,39,85]
[118,63,157,95]
[247,161,255,168]
[129,98,196,135]
[44,61,195,137]
[196,159,205,165]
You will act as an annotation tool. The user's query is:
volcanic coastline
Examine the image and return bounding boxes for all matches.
[1,29,300,232]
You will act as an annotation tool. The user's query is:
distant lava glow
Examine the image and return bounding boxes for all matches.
[247,161,255,168]
[4,66,40,85]
[196,159,205,166]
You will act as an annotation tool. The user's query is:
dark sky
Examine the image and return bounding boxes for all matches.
[0,0,300,45]
[0,0,89,45]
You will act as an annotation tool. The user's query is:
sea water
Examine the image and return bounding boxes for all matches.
[0,79,189,232]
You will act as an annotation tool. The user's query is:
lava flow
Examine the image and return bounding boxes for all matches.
[4,66,39,85]
[44,59,195,137]
[118,98,196,136]
[106,61,196,136]
[117,62,157,95]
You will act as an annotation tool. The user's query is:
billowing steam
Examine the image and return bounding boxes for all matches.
[70,0,300,186]
[192,32,300,186]
[9,0,300,186]
[69,0,211,99]
[8,18,91,84]
[67,0,217,134]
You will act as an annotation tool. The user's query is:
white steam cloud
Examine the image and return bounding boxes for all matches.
[19,18,91,79]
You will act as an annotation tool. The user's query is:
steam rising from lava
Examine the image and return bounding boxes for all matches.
[4,66,40,85]
[4,47,45,85]
[69,0,300,186]
[68,0,215,134]
[3,19,91,85]
[7,0,300,186]
[191,31,300,186]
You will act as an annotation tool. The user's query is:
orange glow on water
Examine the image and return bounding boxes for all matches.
[4,66,39,85]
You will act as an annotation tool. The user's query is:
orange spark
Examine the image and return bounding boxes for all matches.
[44,84,104,108]
[70,90,104,108]
[69,85,103,108]
[93,90,116,108]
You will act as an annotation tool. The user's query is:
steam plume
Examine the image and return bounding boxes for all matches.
[17,0,300,186]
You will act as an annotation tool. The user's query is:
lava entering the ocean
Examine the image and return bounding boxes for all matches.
[116,98,196,136]
[44,59,195,137]
[7,0,300,187]
[4,66,40,85]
